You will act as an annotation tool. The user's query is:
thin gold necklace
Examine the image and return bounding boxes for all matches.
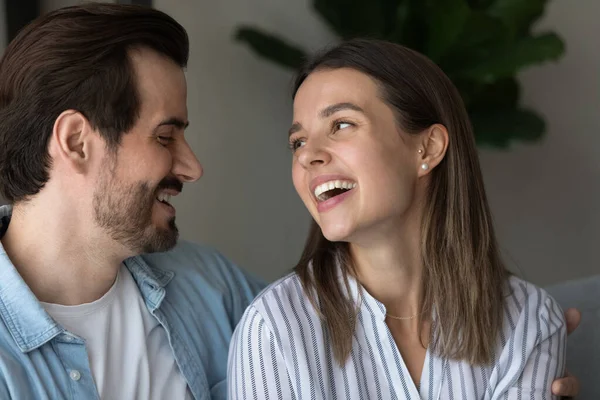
[386,312,418,320]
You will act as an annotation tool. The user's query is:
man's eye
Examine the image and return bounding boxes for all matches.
[158,136,174,145]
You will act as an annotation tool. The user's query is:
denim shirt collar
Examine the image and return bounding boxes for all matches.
[0,205,174,353]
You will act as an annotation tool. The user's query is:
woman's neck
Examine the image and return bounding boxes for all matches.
[350,224,423,319]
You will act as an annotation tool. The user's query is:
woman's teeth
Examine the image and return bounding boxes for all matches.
[314,180,356,201]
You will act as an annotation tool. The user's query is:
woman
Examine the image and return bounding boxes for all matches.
[228,39,566,399]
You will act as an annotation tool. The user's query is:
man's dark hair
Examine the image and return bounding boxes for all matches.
[0,3,189,203]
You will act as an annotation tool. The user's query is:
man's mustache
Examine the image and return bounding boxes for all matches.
[157,177,183,193]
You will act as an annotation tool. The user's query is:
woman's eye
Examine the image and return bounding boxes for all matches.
[334,121,352,131]
[289,138,306,152]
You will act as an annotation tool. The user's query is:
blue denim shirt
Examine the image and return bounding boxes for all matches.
[0,205,265,399]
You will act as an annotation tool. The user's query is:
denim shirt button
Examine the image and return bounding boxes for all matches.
[69,370,81,381]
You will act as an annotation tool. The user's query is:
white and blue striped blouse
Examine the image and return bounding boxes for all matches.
[228,272,566,399]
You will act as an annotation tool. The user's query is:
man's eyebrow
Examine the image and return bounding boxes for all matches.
[154,117,189,131]
[288,102,364,137]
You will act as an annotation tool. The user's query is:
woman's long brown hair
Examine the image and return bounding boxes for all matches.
[293,39,508,366]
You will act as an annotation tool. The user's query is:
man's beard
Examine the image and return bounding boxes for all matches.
[93,163,181,254]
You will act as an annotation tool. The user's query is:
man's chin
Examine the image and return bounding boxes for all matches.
[140,219,179,254]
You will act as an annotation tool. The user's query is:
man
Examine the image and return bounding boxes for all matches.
[0,4,263,399]
[0,3,580,399]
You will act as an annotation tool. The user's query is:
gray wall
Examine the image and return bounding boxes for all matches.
[152,0,330,283]
[3,0,598,285]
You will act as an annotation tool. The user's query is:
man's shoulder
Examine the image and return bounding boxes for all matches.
[0,327,44,398]
[139,239,266,300]
[141,240,252,281]
[135,241,266,393]
[141,239,229,268]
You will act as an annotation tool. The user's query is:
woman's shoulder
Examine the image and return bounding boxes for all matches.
[241,271,317,321]
[232,271,324,352]
[502,275,566,335]
[480,276,568,393]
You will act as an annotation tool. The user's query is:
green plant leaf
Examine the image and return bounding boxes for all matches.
[388,0,428,51]
[451,76,518,109]
[313,0,390,38]
[487,0,546,37]
[454,12,508,50]
[424,0,471,61]
[386,0,410,42]
[470,77,520,110]
[470,107,545,147]
[439,11,508,75]
[233,0,563,148]
[466,0,495,9]
[458,32,564,82]
[381,0,405,36]
[235,27,307,70]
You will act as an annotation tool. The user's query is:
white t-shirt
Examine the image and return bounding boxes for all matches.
[42,265,192,400]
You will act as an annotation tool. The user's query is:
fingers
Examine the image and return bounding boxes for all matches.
[564,308,582,335]
[551,372,580,397]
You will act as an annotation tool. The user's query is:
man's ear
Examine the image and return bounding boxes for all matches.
[48,110,97,174]
[417,124,449,177]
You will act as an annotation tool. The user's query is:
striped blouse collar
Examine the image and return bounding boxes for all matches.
[334,261,389,322]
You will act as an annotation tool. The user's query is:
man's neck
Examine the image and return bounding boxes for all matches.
[1,202,129,305]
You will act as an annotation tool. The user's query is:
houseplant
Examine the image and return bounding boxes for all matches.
[235,0,564,147]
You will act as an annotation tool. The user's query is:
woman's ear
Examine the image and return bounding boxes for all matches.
[417,124,449,176]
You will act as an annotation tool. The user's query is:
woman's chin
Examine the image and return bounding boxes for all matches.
[320,223,354,243]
